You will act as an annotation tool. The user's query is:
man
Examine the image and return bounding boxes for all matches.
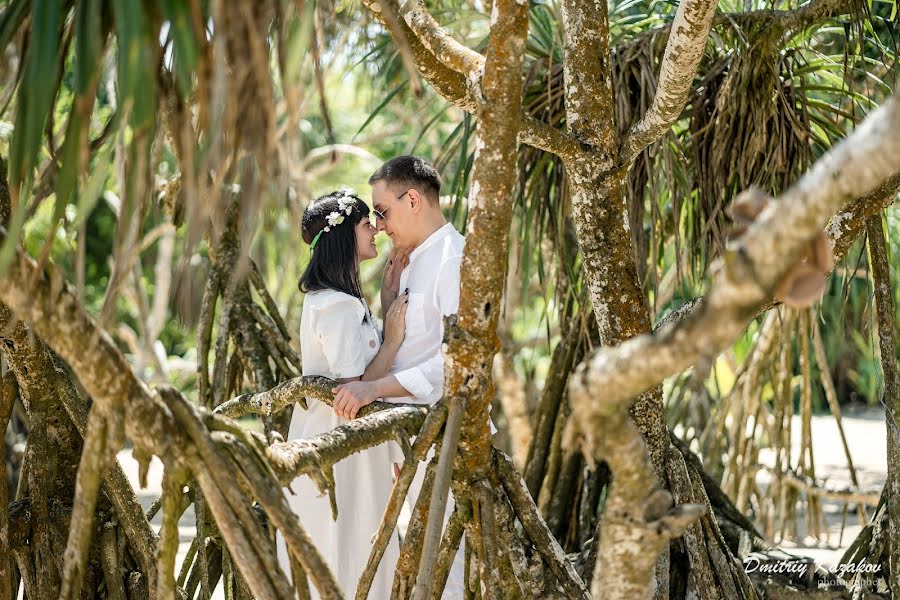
[332,155,470,598]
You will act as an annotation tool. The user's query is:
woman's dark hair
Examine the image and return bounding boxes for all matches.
[298,191,370,300]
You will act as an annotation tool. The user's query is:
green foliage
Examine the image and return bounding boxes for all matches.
[0,0,896,407]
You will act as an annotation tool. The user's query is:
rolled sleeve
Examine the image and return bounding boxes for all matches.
[393,367,434,403]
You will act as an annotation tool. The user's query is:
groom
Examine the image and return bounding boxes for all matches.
[332,155,461,410]
[332,155,471,598]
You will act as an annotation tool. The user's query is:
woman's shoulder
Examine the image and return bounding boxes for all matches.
[304,289,365,313]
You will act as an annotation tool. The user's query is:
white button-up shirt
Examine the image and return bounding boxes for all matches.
[390,223,464,405]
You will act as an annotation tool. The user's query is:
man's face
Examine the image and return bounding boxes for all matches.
[371,180,416,247]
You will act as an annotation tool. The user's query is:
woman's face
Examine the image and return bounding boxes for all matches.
[355,218,378,262]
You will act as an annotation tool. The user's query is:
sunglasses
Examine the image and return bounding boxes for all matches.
[369,189,411,225]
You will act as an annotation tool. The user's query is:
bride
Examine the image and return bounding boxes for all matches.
[276,190,409,597]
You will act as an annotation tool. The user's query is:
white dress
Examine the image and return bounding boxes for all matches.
[276,289,401,599]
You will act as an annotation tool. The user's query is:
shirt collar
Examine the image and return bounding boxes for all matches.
[408,223,454,263]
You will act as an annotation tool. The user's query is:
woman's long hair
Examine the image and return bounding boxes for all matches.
[298,191,370,300]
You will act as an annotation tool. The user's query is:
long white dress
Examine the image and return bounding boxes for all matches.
[276,288,401,599]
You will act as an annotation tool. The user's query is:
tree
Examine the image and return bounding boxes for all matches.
[0,0,898,599]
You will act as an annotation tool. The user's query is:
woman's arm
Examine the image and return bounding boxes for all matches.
[359,339,401,381]
[361,291,408,381]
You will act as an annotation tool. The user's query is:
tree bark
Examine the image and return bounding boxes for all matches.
[866,214,900,599]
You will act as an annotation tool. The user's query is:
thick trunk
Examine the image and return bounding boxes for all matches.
[566,168,670,478]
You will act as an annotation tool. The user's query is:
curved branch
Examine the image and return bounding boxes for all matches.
[656,173,900,333]
[570,92,900,457]
[393,0,484,75]
[618,0,718,167]
[362,0,581,160]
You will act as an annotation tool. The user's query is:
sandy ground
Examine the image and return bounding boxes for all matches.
[114,407,887,596]
[757,406,887,571]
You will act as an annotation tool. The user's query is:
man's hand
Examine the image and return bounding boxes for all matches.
[332,381,380,419]
[381,246,411,317]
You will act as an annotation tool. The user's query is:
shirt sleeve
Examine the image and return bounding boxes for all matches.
[436,253,463,317]
[313,297,367,379]
[393,253,463,403]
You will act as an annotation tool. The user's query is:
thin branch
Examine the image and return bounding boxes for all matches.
[413,396,465,600]
[59,408,108,600]
[430,506,466,599]
[356,403,448,599]
[222,433,345,600]
[757,466,882,506]
[618,0,718,167]
[248,260,291,341]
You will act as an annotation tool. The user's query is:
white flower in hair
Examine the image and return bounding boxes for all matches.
[337,193,355,216]
[326,211,345,228]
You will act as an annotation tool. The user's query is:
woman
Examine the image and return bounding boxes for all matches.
[276,190,409,597]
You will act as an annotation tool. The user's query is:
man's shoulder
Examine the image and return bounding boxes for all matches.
[443,225,465,257]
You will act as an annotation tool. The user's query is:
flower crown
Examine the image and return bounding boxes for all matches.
[309,193,356,252]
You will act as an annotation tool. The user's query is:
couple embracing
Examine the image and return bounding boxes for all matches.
[275,156,481,599]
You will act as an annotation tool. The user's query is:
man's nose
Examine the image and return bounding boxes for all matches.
[375,218,386,232]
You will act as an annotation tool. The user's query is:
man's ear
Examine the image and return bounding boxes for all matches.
[408,189,422,213]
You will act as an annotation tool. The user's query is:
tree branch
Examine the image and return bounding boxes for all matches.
[393,0,484,75]
[566,384,704,598]
[560,0,617,157]
[656,173,900,333]
[362,0,582,160]
[570,92,900,459]
[263,405,428,484]
[496,450,590,599]
[866,212,900,598]
[618,0,718,167]
[213,374,416,418]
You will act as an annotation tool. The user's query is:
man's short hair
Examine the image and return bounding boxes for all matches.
[368,156,441,203]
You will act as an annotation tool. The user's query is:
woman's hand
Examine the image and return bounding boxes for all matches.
[383,290,409,348]
[332,381,379,419]
[381,246,411,315]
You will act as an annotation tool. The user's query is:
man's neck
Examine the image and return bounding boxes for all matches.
[412,211,448,248]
